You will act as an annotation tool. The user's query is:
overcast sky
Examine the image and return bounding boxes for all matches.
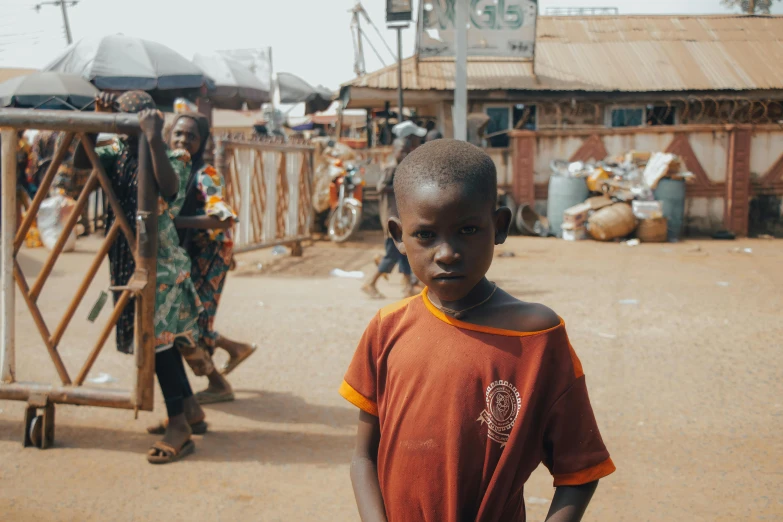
[0,0,779,90]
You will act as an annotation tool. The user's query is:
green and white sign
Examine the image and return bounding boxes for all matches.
[418,0,538,58]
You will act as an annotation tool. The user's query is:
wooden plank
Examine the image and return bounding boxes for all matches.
[1,129,16,383]
[134,135,157,412]
[0,109,139,135]
[0,382,134,409]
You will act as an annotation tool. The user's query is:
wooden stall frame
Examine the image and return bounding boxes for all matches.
[216,138,315,255]
[0,109,158,447]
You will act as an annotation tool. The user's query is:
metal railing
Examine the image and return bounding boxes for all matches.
[0,110,157,436]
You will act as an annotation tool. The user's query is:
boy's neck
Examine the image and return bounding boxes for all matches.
[427,277,495,312]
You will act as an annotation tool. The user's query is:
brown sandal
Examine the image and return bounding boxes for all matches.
[146,419,208,435]
[220,344,258,376]
[147,439,195,464]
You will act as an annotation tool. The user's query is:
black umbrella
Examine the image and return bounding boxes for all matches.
[194,53,270,110]
[44,35,209,91]
[0,71,99,110]
[277,72,334,114]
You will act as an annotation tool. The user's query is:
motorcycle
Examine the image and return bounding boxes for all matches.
[327,159,365,243]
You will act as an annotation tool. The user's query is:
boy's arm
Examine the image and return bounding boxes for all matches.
[544,480,599,522]
[350,410,388,522]
[174,215,233,230]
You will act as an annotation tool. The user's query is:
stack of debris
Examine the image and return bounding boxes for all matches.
[553,151,693,242]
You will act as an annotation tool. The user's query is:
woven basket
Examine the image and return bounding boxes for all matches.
[636,217,668,243]
[587,203,637,241]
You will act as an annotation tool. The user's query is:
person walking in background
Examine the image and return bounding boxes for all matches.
[361,122,426,299]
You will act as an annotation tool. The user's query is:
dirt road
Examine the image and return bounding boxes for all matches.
[1,234,781,521]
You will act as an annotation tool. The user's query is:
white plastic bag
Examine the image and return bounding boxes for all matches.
[38,194,77,252]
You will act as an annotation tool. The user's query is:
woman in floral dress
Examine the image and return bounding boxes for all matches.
[76,91,205,463]
[166,112,256,405]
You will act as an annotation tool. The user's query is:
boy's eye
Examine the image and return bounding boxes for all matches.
[461,226,478,235]
[414,231,435,240]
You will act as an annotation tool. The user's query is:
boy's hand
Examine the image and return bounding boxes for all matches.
[138,109,164,143]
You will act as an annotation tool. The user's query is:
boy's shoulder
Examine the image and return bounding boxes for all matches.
[500,300,561,333]
[467,288,562,335]
[378,294,421,320]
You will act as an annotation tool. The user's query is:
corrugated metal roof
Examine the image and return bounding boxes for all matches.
[344,15,783,93]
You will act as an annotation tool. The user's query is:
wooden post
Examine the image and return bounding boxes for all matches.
[511,131,536,205]
[1,129,16,383]
[241,148,253,247]
[134,135,157,411]
[725,127,752,237]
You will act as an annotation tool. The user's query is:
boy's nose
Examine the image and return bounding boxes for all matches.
[434,242,461,265]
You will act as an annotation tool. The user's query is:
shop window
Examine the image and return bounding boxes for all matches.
[609,105,677,127]
[485,104,537,148]
[609,107,644,128]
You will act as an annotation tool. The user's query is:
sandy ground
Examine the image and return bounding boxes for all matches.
[0,232,781,521]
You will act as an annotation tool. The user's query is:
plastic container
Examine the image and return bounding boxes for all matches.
[632,200,663,220]
[547,176,589,237]
[636,217,668,243]
[587,203,637,241]
[653,178,686,241]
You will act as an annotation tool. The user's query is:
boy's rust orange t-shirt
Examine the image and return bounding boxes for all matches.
[340,290,615,522]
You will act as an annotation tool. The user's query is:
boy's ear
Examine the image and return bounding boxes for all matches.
[493,206,512,245]
[388,217,407,255]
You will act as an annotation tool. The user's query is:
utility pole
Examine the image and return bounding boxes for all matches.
[34,1,78,45]
[396,25,405,123]
[386,1,413,124]
[453,0,468,141]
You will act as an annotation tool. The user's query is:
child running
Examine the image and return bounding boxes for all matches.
[339,139,614,521]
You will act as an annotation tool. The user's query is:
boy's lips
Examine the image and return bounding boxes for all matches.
[432,273,466,280]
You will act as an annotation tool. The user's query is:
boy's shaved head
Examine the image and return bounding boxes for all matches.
[393,139,497,209]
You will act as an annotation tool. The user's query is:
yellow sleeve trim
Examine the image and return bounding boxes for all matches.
[379,294,419,319]
[339,380,378,416]
[553,457,616,487]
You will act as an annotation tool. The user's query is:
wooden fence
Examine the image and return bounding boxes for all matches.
[216,139,314,254]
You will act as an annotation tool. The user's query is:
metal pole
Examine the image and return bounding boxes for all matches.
[134,135,157,411]
[356,11,366,76]
[454,0,468,141]
[59,1,73,44]
[267,47,277,133]
[397,26,405,123]
[1,129,16,383]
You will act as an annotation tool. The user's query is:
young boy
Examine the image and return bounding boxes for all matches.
[340,139,614,521]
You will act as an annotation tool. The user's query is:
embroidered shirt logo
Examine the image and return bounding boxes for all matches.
[477,380,521,446]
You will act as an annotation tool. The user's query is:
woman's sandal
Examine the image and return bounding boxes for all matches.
[194,389,235,404]
[147,439,195,464]
[146,419,208,436]
[220,344,258,376]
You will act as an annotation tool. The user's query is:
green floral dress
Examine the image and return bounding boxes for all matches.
[97,140,202,352]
